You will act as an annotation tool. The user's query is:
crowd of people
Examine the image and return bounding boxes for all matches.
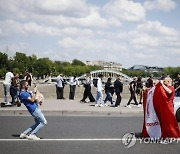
[55,72,180,108]
[2,70,180,109]
[2,70,33,106]
[1,70,180,140]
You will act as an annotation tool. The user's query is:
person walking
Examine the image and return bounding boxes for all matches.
[56,74,65,99]
[95,74,104,107]
[10,73,20,105]
[3,70,14,105]
[19,80,47,140]
[126,77,139,108]
[68,76,79,100]
[135,77,143,105]
[80,73,95,103]
[104,78,114,106]
[114,75,123,108]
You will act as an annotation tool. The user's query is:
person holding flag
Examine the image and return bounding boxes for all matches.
[141,76,180,139]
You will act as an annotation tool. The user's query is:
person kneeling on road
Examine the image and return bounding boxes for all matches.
[19,80,47,140]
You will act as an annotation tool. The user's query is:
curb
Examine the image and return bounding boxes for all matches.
[0,109,143,116]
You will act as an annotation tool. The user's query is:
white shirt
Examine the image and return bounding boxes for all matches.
[69,77,79,86]
[56,75,63,87]
[97,77,104,92]
[3,72,14,85]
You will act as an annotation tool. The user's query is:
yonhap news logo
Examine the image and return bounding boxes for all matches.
[122,132,136,148]
[122,132,180,148]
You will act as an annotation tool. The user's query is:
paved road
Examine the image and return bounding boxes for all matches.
[0,116,180,154]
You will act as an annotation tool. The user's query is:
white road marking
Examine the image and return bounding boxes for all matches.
[0,138,123,141]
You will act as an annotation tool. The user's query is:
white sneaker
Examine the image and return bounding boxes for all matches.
[5,102,12,106]
[95,104,99,107]
[27,134,40,140]
[20,133,28,139]
[126,105,132,108]
[137,104,142,107]
[99,104,104,107]
[104,104,108,107]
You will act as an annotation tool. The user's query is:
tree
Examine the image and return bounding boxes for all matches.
[33,58,53,78]
[71,59,85,66]
[0,52,8,69]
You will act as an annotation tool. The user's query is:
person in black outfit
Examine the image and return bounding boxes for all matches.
[126,77,139,108]
[135,77,143,104]
[114,75,123,108]
[174,73,180,97]
[146,75,153,88]
[104,78,114,106]
[80,73,95,103]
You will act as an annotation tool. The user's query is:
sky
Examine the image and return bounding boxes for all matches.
[0,0,180,69]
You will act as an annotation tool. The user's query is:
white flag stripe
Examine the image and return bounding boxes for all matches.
[145,86,161,138]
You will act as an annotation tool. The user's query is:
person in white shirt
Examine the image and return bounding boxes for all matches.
[56,74,65,99]
[68,76,79,100]
[95,74,104,107]
[3,71,14,105]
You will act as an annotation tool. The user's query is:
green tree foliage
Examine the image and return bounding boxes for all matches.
[122,69,151,78]
[163,67,180,79]
[71,59,85,66]
[33,58,53,78]
[0,52,8,69]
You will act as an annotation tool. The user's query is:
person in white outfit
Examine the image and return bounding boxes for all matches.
[95,74,104,107]
[68,76,79,100]
[3,71,14,105]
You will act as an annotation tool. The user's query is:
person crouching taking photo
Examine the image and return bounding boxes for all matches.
[19,80,47,140]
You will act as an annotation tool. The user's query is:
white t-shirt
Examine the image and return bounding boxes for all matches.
[3,72,14,85]
[96,77,104,92]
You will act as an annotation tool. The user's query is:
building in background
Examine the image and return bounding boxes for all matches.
[83,60,122,72]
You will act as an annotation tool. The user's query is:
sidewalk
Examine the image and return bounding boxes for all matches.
[0,98,143,116]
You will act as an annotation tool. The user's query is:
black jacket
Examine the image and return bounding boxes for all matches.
[114,80,123,94]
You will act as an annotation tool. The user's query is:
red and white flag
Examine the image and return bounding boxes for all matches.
[142,83,180,138]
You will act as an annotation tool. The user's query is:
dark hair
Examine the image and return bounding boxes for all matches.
[20,80,27,89]
[107,78,111,82]
[98,74,103,77]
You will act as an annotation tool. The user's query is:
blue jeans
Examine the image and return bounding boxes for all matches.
[95,91,103,105]
[23,108,47,135]
[104,92,113,105]
[3,84,10,103]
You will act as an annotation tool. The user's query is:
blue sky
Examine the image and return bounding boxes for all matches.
[0,0,180,68]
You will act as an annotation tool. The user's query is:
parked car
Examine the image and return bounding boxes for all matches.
[174,96,180,122]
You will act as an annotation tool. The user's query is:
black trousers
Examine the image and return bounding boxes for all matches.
[127,91,138,105]
[81,85,95,102]
[69,85,76,100]
[56,86,64,99]
[115,92,122,107]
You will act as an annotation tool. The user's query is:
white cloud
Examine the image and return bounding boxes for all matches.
[144,0,176,12]
[0,0,89,18]
[137,20,177,36]
[131,33,160,47]
[0,0,179,68]
[103,0,146,22]
[58,36,127,52]
[0,20,94,37]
